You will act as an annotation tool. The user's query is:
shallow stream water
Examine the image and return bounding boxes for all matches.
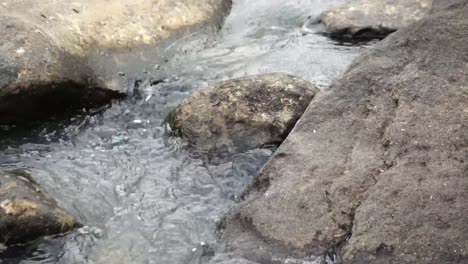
[0,0,374,263]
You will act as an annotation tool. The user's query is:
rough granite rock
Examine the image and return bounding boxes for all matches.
[322,0,433,39]
[167,73,320,154]
[0,0,232,125]
[0,170,81,244]
[218,1,468,264]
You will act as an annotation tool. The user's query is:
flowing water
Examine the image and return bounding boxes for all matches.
[0,0,375,263]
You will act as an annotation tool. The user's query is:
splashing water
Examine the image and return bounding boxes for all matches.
[0,0,374,263]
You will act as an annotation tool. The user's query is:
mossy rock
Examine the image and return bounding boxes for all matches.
[167,73,320,154]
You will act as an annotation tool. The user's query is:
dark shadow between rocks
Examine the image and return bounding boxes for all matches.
[319,27,395,44]
[0,232,79,264]
[0,241,41,264]
[0,80,125,127]
[303,21,385,46]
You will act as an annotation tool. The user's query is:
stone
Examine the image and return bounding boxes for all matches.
[321,0,433,40]
[218,1,468,263]
[0,0,232,125]
[0,170,81,244]
[167,73,320,154]
[0,0,232,53]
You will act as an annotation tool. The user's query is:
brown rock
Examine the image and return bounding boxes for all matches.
[219,1,468,263]
[0,170,81,244]
[167,73,320,154]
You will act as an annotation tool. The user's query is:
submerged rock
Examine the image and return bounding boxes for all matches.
[219,1,468,263]
[167,73,319,154]
[0,0,232,125]
[0,170,80,244]
[321,0,433,40]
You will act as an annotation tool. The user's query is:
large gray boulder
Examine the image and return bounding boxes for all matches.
[0,170,81,244]
[219,1,468,263]
[167,73,320,154]
[321,0,433,39]
[0,14,127,125]
[0,0,232,125]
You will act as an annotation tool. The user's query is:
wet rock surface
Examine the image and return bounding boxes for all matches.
[0,15,126,126]
[321,0,433,40]
[0,0,232,126]
[219,1,468,263]
[0,16,65,89]
[0,170,80,245]
[167,73,320,154]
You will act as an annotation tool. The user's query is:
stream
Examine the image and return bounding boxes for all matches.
[0,0,374,263]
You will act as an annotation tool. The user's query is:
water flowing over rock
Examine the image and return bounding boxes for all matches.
[0,170,80,244]
[167,73,320,154]
[0,0,232,125]
[321,0,433,40]
[218,1,468,263]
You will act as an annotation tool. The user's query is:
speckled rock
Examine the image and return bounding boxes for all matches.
[322,0,433,39]
[167,73,320,154]
[0,170,81,244]
[219,1,468,263]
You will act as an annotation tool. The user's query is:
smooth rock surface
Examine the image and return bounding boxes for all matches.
[0,0,231,125]
[219,1,468,263]
[0,0,231,53]
[0,170,80,244]
[322,0,433,39]
[167,73,320,154]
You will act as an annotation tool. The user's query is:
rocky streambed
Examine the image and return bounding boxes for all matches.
[1,0,466,264]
